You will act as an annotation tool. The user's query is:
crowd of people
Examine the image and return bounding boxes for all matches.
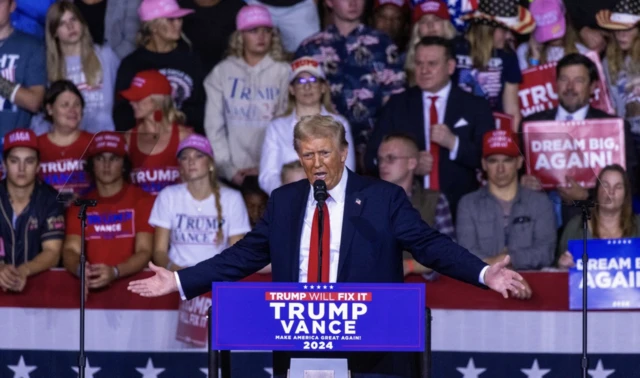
[1,0,640,298]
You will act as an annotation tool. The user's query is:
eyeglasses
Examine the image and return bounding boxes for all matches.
[376,155,411,165]
[292,76,320,86]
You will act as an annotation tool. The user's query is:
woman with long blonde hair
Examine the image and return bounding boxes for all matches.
[113,0,206,134]
[120,70,193,195]
[31,1,119,134]
[457,0,534,131]
[259,57,355,195]
[149,134,251,271]
[204,4,290,188]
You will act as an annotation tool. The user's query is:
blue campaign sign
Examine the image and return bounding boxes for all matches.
[210,282,425,352]
[568,238,640,310]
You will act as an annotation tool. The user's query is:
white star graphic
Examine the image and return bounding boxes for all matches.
[136,358,165,377]
[456,358,486,378]
[521,359,551,378]
[303,285,308,289]
[310,285,315,289]
[8,356,37,378]
[329,285,333,289]
[323,285,327,289]
[200,367,222,376]
[264,367,273,377]
[71,359,101,378]
[588,360,615,378]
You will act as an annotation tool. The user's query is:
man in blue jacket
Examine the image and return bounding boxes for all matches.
[129,114,526,377]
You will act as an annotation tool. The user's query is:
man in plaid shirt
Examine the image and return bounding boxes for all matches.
[376,132,454,277]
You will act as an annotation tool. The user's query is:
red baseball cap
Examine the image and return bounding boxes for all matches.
[482,130,520,158]
[412,0,450,23]
[120,70,172,102]
[3,128,39,154]
[374,0,409,11]
[87,132,128,158]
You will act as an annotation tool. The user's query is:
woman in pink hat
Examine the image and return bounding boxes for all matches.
[148,134,251,271]
[204,4,289,188]
[120,70,193,195]
[516,0,587,70]
[113,0,206,135]
[258,56,355,195]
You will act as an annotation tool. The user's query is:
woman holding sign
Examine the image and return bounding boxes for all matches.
[558,164,640,268]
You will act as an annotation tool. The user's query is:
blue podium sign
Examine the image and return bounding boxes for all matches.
[569,238,640,310]
[210,282,425,352]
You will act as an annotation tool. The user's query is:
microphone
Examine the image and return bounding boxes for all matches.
[313,180,328,206]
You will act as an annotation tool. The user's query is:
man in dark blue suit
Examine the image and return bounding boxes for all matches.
[129,115,526,377]
[365,36,495,218]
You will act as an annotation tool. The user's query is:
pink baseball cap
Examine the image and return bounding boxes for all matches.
[138,0,194,22]
[530,0,566,43]
[236,5,273,31]
[177,135,214,160]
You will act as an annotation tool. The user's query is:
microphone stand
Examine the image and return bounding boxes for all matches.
[74,199,97,378]
[317,200,324,282]
[573,200,594,378]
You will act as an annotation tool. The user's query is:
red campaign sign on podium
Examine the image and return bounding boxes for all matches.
[522,119,626,188]
[176,292,211,347]
[518,51,614,118]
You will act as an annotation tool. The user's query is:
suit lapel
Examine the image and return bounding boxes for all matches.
[291,182,310,282]
[409,87,427,149]
[337,171,364,280]
[444,87,459,129]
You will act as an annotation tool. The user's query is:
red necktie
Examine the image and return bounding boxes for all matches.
[307,199,330,283]
[429,96,440,190]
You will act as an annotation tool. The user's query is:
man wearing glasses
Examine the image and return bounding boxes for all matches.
[377,132,454,277]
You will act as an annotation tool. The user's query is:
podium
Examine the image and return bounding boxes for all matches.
[205,282,432,378]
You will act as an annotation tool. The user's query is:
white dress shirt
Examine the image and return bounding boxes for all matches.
[258,108,356,195]
[298,167,349,283]
[555,104,589,121]
[422,81,460,188]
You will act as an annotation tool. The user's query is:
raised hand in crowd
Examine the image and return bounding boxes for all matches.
[557,176,589,202]
[520,174,543,191]
[232,167,260,186]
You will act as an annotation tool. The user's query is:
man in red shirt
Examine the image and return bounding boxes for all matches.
[62,132,154,290]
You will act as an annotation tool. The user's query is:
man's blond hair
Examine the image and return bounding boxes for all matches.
[293,115,348,152]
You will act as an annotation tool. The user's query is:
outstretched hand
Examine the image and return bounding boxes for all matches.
[484,255,530,299]
[127,262,178,297]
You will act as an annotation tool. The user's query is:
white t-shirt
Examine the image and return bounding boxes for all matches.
[149,183,251,267]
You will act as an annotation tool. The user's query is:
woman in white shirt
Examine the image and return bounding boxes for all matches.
[258,57,356,195]
[149,135,251,270]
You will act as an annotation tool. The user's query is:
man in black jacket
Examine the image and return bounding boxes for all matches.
[366,36,495,218]
[521,53,638,228]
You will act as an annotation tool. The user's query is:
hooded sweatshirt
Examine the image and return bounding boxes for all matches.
[204,55,290,181]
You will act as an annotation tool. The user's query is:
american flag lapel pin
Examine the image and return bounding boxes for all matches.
[355,198,361,205]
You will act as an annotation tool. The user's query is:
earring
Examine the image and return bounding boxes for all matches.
[209,166,214,172]
[153,110,163,122]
